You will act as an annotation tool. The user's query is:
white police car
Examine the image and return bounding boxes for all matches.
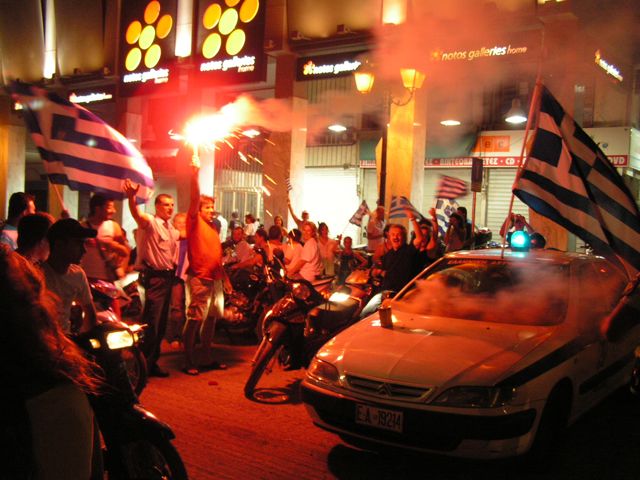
[301,246,640,459]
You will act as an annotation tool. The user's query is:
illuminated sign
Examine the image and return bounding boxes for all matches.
[120,0,178,96]
[594,50,623,82]
[296,51,367,81]
[426,157,522,168]
[431,44,528,62]
[195,0,266,84]
[68,89,114,105]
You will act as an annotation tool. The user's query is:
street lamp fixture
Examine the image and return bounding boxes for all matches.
[353,62,425,205]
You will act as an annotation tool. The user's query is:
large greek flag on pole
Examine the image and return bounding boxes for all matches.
[9,81,154,203]
[513,84,640,275]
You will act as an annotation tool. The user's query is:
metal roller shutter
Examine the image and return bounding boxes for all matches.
[302,167,361,241]
[486,169,529,238]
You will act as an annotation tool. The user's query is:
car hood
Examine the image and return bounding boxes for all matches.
[316,310,558,388]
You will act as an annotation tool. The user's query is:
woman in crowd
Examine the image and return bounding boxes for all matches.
[317,222,340,276]
[273,215,287,242]
[0,245,102,479]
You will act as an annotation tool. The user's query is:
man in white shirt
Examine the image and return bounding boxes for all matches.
[124,179,179,378]
[367,204,386,253]
[287,223,323,282]
[41,218,98,334]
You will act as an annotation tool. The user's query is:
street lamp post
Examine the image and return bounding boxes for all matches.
[354,65,425,206]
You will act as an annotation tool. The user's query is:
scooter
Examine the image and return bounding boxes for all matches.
[72,308,188,479]
[90,279,148,396]
[244,268,373,399]
[221,249,287,341]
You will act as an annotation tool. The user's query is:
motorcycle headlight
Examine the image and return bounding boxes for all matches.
[431,386,516,408]
[329,291,350,303]
[291,282,312,301]
[105,330,135,350]
[307,358,340,385]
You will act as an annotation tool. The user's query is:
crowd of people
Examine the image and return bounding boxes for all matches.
[2,178,544,477]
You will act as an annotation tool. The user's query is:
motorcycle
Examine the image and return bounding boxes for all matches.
[90,279,148,396]
[221,248,287,340]
[243,268,374,399]
[72,312,188,479]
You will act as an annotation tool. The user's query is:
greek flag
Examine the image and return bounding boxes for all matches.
[513,84,640,275]
[389,196,422,220]
[434,198,460,238]
[436,175,468,199]
[9,81,154,203]
[349,200,369,226]
[285,176,293,192]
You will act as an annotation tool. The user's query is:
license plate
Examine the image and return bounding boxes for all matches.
[355,404,403,433]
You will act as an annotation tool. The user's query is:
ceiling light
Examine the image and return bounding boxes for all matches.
[440,119,461,126]
[328,124,347,132]
[505,98,527,124]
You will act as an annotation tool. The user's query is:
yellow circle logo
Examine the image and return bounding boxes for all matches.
[201,0,259,59]
[125,1,173,71]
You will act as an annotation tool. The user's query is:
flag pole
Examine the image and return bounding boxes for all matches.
[501,24,546,258]
[48,179,67,214]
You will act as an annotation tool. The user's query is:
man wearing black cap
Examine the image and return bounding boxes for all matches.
[41,218,98,334]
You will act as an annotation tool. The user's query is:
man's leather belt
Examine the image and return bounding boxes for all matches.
[144,268,175,278]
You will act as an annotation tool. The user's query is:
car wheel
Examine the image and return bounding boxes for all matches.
[526,382,572,467]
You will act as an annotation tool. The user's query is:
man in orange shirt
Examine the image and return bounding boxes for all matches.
[182,153,229,375]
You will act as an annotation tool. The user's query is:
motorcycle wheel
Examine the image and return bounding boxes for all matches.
[122,348,148,396]
[117,436,187,480]
[244,330,284,399]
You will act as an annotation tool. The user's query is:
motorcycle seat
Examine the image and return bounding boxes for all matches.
[309,297,360,331]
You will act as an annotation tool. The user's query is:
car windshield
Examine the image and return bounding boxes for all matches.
[394,258,569,326]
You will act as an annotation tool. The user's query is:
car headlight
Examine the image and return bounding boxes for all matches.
[307,358,340,385]
[105,330,135,350]
[431,386,516,408]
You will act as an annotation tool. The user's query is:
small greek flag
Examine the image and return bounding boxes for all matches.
[349,200,369,226]
[285,176,293,192]
[434,198,460,238]
[389,196,422,220]
[435,175,468,200]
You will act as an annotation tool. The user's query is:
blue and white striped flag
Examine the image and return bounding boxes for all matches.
[285,176,293,192]
[349,200,369,226]
[389,196,422,220]
[436,175,468,199]
[514,84,640,275]
[9,81,154,204]
[434,198,460,239]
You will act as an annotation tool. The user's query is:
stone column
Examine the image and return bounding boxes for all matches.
[0,122,26,218]
[261,53,307,230]
[384,87,427,218]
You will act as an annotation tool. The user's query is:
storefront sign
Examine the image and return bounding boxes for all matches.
[119,0,178,96]
[68,87,115,105]
[595,50,623,82]
[297,51,367,81]
[431,44,528,62]
[194,0,267,85]
[427,157,522,168]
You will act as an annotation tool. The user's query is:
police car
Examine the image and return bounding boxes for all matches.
[301,242,640,459]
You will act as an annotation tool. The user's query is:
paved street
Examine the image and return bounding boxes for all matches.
[139,339,640,480]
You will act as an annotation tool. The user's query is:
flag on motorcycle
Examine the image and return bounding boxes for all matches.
[434,198,460,238]
[513,84,640,275]
[8,80,154,204]
[435,175,468,199]
[389,196,422,220]
[349,200,369,226]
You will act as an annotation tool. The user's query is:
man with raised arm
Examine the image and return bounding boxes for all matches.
[181,153,228,376]
[124,180,179,378]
